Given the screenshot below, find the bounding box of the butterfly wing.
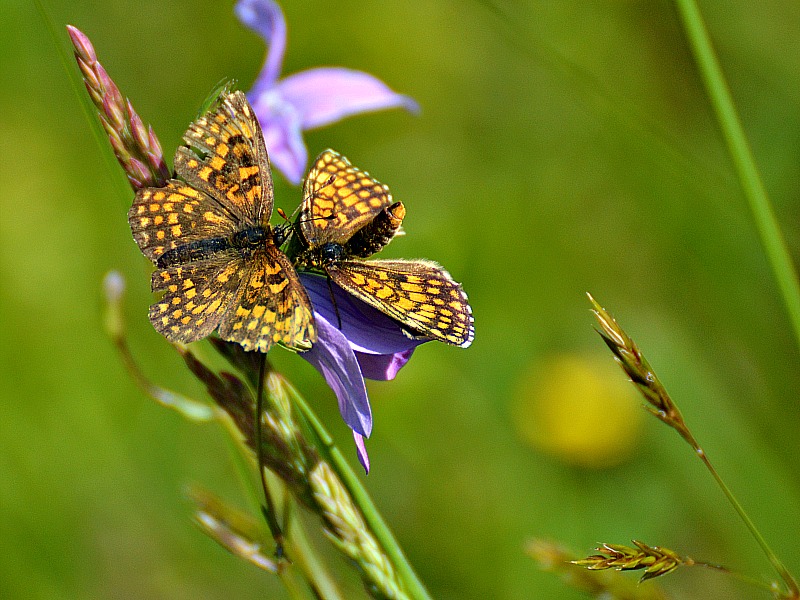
[217,245,316,352]
[133,90,315,351]
[174,90,273,227]
[327,259,474,347]
[300,150,393,248]
[149,252,246,343]
[129,180,238,263]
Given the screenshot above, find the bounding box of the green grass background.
[3,1,800,598]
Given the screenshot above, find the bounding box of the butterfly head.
[273,222,293,248]
[319,242,345,265]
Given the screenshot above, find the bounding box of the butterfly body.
[155,225,275,269]
[292,150,474,348]
[342,201,405,259]
[128,91,315,352]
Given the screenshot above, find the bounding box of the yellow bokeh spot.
[512,354,643,469]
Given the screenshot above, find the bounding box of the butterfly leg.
[325,273,343,330]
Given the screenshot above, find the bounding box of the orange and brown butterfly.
[128,90,315,352]
[290,149,474,348]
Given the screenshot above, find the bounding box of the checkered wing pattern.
[300,149,393,247]
[129,91,315,352]
[149,252,246,343]
[217,246,315,352]
[129,180,237,263]
[174,90,272,226]
[327,259,474,347]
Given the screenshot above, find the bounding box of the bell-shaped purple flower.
[235,0,419,184]
[299,274,427,472]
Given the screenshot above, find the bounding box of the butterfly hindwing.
[149,253,246,343]
[217,246,315,352]
[327,259,474,347]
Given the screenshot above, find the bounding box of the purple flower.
[235,0,419,184]
[299,274,427,472]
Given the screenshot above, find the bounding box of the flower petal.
[300,274,427,355]
[300,312,372,437]
[353,432,370,474]
[235,0,286,90]
[275,68,419,130]
[247,91,308,184]
[355,348,415,381]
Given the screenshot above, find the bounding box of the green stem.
[255,354,285,553]
[292,394,432,600]
[691,561,776,594]
[674,2,800,597]
[674,0,800,352]
[37,0,131,206]
[223,439,323,600]
[253,362,342,599]
[286,503,345,600]
[696,448,798,598]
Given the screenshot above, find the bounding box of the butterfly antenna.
[255,353,285,558]
[272,207,298,248]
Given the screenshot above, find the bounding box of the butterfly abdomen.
[156,237,230,268]
[345,201,406,259]
[156,226,273,268]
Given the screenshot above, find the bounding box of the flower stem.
[285,504,345,600]
[592,295,798,598]
[674,0,800,353]
[695,449,798,598]
[292,394,432,600]
[255,353,285,555]
[674,3,800,597]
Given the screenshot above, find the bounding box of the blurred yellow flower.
[512,354,643,468]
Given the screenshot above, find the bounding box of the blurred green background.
[3,1,800,598]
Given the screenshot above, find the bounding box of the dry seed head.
[526,539,669,599]
[188,486,278,573]
[573,540,684,583]
[587,293,692,438]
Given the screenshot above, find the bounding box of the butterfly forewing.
[300,150,393,247]
[174,91,272,226]
[129,180,237,263]
[327,259,474,347]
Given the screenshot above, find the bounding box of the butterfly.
[128,91,315,352]
[291,149,474,347]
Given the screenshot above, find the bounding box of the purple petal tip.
[354,433,370,474]
[399,95,421,115]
